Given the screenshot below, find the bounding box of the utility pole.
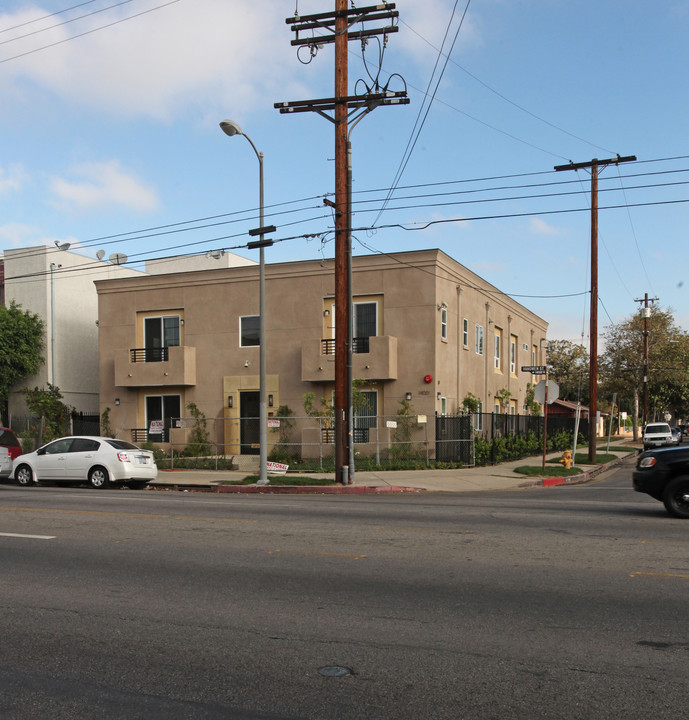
[276,3,407,484]
[634,293,658,428]
[554,155,636,462]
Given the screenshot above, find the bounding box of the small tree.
[524,383,541,415]
[495,388,512,413]
[186,402,211,456]
[101,407,115,438]
[0,301,45,424]
[23,384,71,442]
[462,392,480,413]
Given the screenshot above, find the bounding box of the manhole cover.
[318,665,352,677]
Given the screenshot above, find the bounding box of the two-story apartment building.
[95,248,548,459]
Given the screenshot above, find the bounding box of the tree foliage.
[23,384,70,442]
[0,301,45,419]
[546,339,589,403]
[600,306,689,424]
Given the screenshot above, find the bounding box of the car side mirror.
[37,448,46,456]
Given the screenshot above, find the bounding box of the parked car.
[0,446,12,480]
[633,445,689,518]
[671,427,682,444]
[642,422,674,450]
[0,427,22,460]
[13,436,157,489]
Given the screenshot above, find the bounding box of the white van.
[642,422,673,450]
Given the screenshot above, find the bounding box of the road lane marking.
[0,532,55,540]
[0,506,256,523]
[630,571,689,579]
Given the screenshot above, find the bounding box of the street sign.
[534,379,559,405]
[521,365,547,374]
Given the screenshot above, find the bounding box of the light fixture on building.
[268,394,274,407]
[324,309,330,316]
[405,392,412,401]
[228,396,233,408]
[115,398,120,406]
[437,392,442,400]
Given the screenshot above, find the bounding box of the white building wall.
[3,246,145,418]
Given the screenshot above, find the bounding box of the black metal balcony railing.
[130,347,169,363]
[320,337,370,355]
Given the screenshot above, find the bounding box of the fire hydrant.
[559,449,573,469]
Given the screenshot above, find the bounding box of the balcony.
[114,345,196,387]
[301,335,397,382]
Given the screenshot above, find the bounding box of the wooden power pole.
[554,155,636,462]
[634,293,658,428]
[276,3,407,483]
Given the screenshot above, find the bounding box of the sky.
[1,0,689,345]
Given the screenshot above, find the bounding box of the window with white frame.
[440,396,447,415]
[510,335,517,374]
[475,324,484,355]
[240,315,260,347]
[474,400,483,430]
[440,307,448,341]
[494,330,501,370]
[463,318,469,347]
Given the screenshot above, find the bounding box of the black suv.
[633,446,689,518]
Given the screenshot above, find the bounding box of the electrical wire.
[0,0,181,65]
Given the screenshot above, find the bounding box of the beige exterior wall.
[3,245,144,417]
[95,249,548,448]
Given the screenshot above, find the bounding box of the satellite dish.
[96,249,105,260]
[109,253,128,265]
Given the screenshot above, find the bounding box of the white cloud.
[49,160,158,212]
[399,0,482,62]
[2,0,316,120]
[530,217,564,236]
[0,164,27,194]
[0,222,37,248]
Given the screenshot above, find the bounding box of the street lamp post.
[220,119,271,485]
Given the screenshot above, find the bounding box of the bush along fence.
[127,411,589,473]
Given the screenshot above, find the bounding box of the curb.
[518,453,631,489]
[212,484,426,494]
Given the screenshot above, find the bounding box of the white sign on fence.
[386,420,398,429]
[417,415,427,424]
[149,420,164,434]
[267,419,280,428]
[266,461,289,475]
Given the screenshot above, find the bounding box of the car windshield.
[645,424,670,433]
[105,439,140,450]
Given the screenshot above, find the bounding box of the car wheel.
[88,466,110,489]
[662,477,689,519]
[127,481,148,490]
[15,464,35,486]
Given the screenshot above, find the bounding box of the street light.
[220,119,272,485]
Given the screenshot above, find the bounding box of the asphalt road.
[1,457,688,719]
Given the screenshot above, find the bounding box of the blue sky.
[1,0,688,343]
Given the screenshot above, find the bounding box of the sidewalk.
[149,444,639,494]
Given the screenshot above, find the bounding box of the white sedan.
[13,436,157,489]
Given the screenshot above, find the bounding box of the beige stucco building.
[95,248,548,457]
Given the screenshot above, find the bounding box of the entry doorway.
[240,391,259,455]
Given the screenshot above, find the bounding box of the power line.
[0,0,181,65]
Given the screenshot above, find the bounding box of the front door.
[240,391,260,455]
[146,395,181,442]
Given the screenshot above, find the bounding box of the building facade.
[95,249,548,456]
[1,246,145,419]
